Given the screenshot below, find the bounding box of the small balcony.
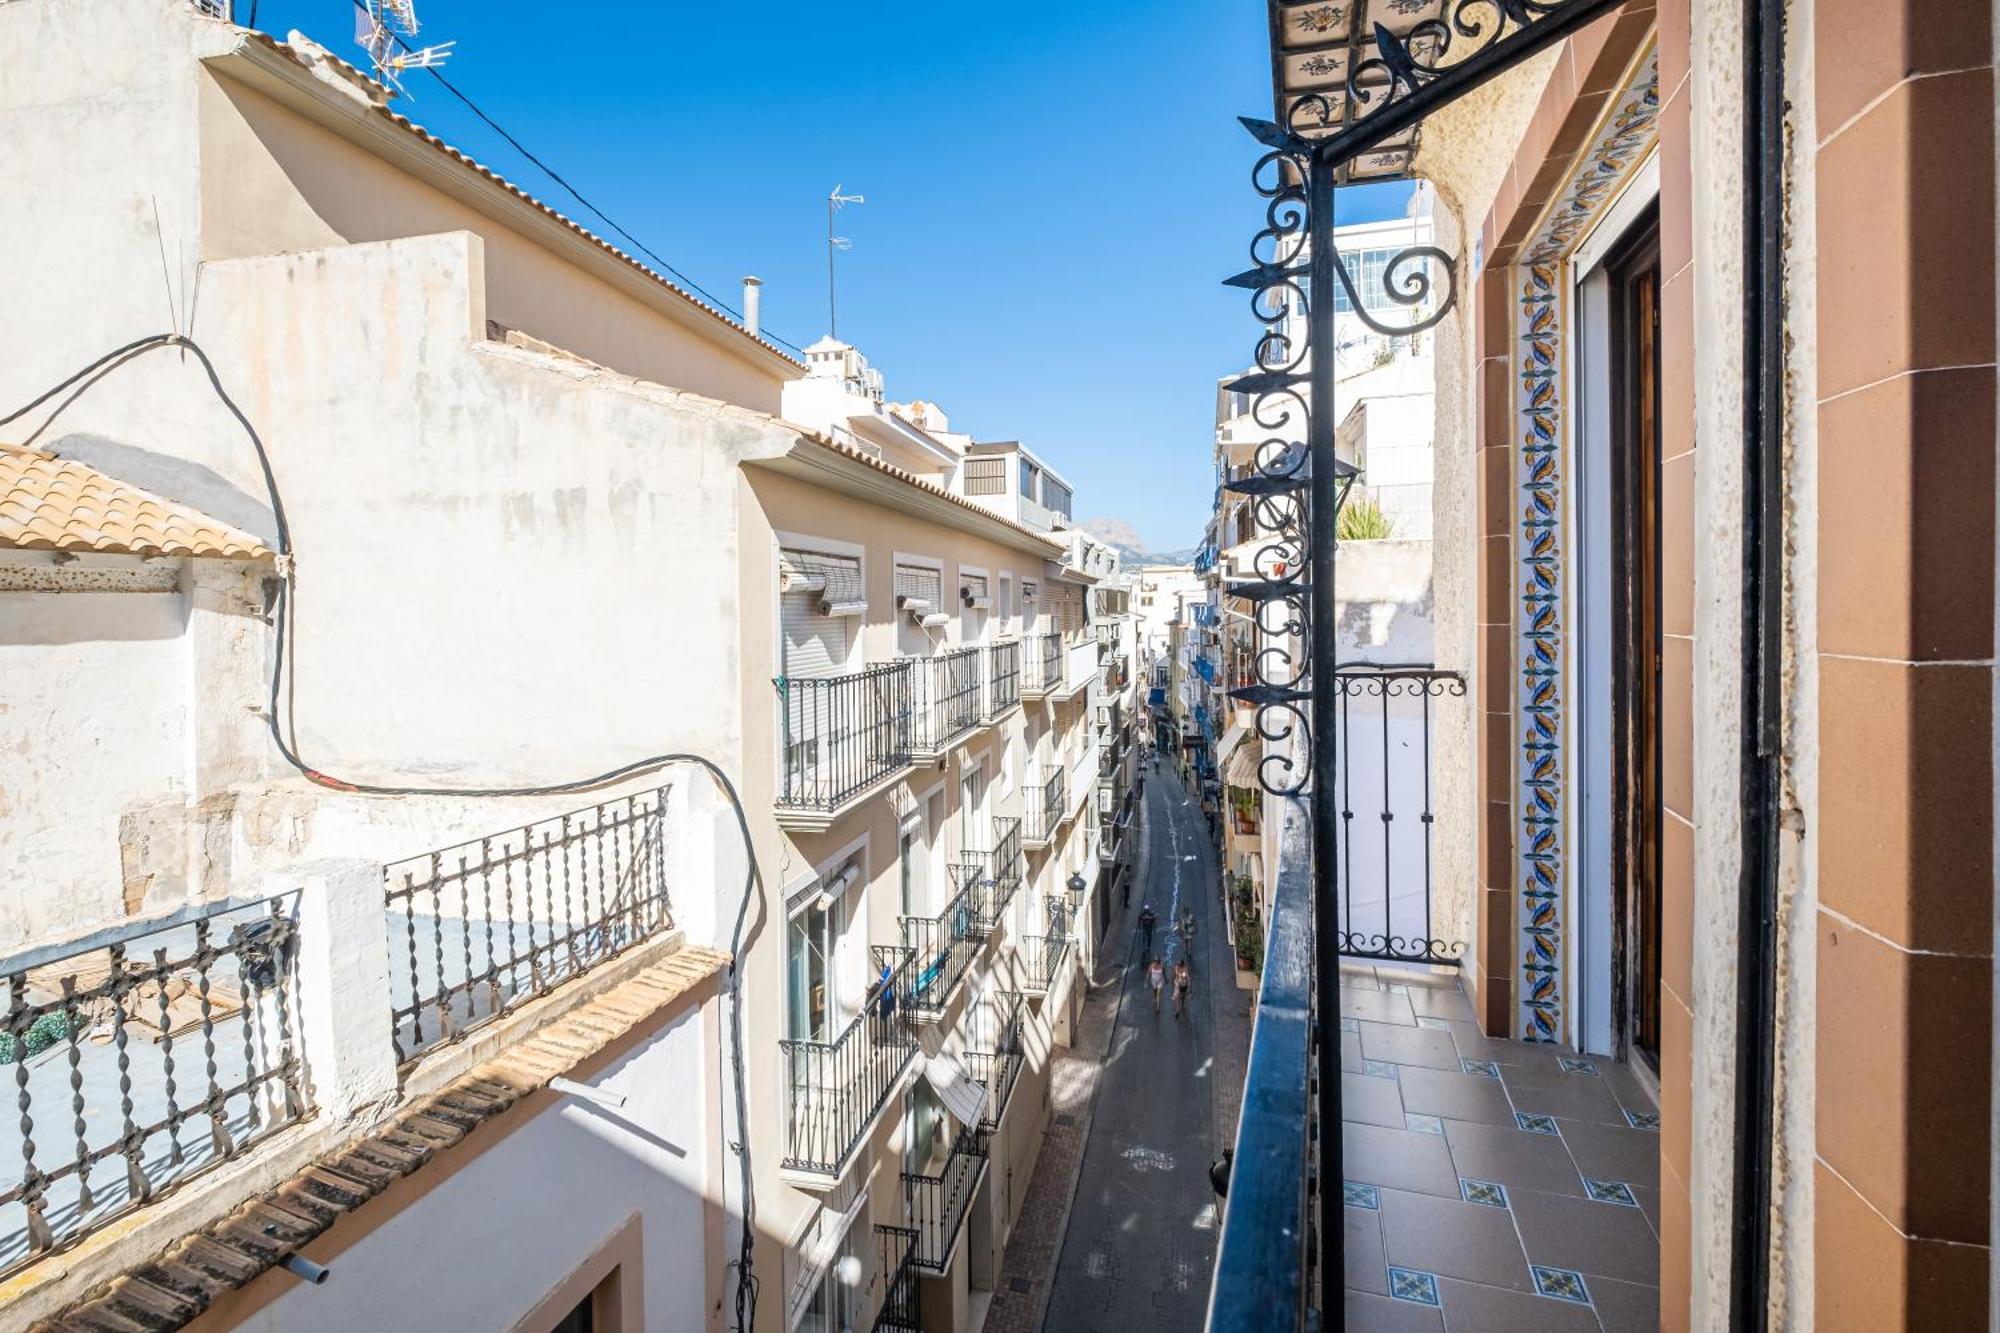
[780,946,917,1179]
[902,1124,990,1272]
[906,647,983,760]
[385,785,675,1065]
[900,870,988,1022]
[988,816,1024,911]
[1021,770,1064,849]
[775,662,913,831]
[871,1225,924,1332]
[1055,636,1097,701]
[1019,632,1063,699]
[963,995,1025,1132]
[985,640,1022,717]
[1017,933,1070,996]
[0,895,312,1277]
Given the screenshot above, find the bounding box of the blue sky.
[251,1,1412,551]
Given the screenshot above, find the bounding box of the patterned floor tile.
[1363,1058,1401,1080]
[1405,1113,1446,1136]
[1388,1267,1442,1307]
[1584,1178,1639,1207]
[1624,1109,1660,1131]
[1462,1058,1501,1078]
[1558,1056,1599,1075]
[1515,1112,1560,1135]
[1346,1181,1382,1210]
[1531,1265,1593,1306]
[1460,1178,1510,1208]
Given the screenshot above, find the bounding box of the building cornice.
[748,435,1066,560]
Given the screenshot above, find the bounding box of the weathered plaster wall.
[228,1006,714,1333]
[1334,538,1435,663]
[1412,51,1559,1015]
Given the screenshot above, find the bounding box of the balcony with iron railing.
[385,786,673,1065]
[1056,635,1098,700]
[905,647,983,760]
[985,639,1021,717]
[775,661,913,831]
[900,870,988,1022]
[1017,901,1073,996]
[0,895,311,1277]
[988,816,1024,911]
[1020,769,1064,849]
[872,1224,923,1332]
[963,994,1025,1133]
[780,946,918,1179]
[902,1124,990,1272]
[1019,631,1063,699]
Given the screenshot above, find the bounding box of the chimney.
[742,276,763,340]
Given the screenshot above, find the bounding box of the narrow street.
[1041,758,1252,1332]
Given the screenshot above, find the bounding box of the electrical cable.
[335,0,803,358]
[4,336,762,1330]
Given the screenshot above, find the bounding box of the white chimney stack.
[742,276,763,340]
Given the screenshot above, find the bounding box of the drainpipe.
[742,276,763,340]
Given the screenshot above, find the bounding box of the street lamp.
[1065,871,1086,902]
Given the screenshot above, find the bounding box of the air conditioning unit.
[961,587,992,610]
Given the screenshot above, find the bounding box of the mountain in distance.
[1080,517,1198,565]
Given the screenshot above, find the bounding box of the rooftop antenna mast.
[356,0,454,96]
[827,184,864,339]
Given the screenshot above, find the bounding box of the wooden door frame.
[1604,210,1664,1070]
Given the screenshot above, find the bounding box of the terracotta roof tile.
[34,944,727,1332]
[0,446,273,561]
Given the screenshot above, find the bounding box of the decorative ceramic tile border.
[1512,49,1662,1043]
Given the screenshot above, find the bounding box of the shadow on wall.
[47,431,279,547]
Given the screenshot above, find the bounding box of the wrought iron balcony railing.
[1017,931,1070,996]
[385,786,673,1066]
[1021,771,1064,847]
[775,661,913,814]
[963,994,1025,1132]
[1021,632,1063,696]
[0,894,311,1277]
[903,1125,990,1271]
[872,1224,923,1332]
[989,816,1024,910]
[900,871,987,1021]
[986,639,1021,716]
[1330,667,1468,966]
[906,647,983,756]
[780,946,917,1176]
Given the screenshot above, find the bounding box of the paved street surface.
[1039,759,1252,1333]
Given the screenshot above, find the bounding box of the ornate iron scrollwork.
[1219,132,1318,800]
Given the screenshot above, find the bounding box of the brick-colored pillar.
[1812,0,1996,1321]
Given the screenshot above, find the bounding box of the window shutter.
[895,562,942,610]
[782,588,850,677]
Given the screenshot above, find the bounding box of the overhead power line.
[340,0,803,355]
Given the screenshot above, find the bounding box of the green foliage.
[1234,900,1265,975]
[0,1012,70,1065]
[1336,495,1396,542]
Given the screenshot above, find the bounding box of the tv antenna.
[827,184,864,339]
[356,0,455,96]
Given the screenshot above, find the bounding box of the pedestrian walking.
[1177,907,1197,954]
[1149,957,1166,1015]
[1138,903,1157,958]
[1173,958,1191,1018]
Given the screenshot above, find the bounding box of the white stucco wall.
[237,1005,714,1333]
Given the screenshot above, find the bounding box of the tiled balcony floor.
[1340,963,1661,1332]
